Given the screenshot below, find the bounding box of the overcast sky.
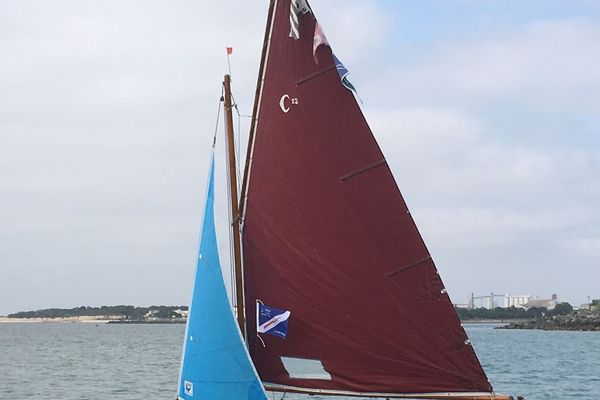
[1,1,598,315]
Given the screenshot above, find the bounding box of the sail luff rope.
[237,106,240,191]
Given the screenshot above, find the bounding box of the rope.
[226,53,251,209]
[220,79,252,308]
[213,85,224,148]
[230,91,252,196]
[215,83,237,302]
[222,84,236,305]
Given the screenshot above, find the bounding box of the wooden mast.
[223,73,245,337]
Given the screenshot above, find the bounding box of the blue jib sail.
[177,154,267,400]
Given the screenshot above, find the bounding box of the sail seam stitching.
[339,158,386,182]
[296,64,336,85]
[385,255,432,278]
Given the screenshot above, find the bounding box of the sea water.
[0,323,598,400]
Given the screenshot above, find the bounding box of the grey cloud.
[1,2,598,315]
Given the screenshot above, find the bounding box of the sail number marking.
[279,94,299,113]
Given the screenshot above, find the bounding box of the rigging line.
[220,82,236,303]
[226,142,236,307]
[230,92,242,180]
[236,105,241,191]
[226,51,245,197]
[226,152,236,307]
[226,56,242,196]
[230,91,246,195]
[213,85,224,147]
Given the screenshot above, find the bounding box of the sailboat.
[177,1,520,399]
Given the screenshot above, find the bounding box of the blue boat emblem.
[184,380,193,396]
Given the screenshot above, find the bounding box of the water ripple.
[0,323,598,400]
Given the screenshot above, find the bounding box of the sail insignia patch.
[184,380,193,396]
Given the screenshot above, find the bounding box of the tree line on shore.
[9,303,579,321]
[456,302,574,320]
[8,305,188,320]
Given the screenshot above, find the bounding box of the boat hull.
[264,383,516,400]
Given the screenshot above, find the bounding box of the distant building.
[173,309,189,318]
[503,295,532,308]
[522,294,558,311]
[144,309,160,320]
[466,292,558,310]
[454,303,470,309]
[468,292,506,309]
[579,299,600,311]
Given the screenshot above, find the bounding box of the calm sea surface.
[0,323,598,400]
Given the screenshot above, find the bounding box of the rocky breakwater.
[499,309,600,331]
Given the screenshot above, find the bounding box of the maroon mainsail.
[241,0,494,397]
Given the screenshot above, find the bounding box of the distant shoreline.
[107,319,185,324]
[0,316,522,325]
[498,310,600,331]
[3,305,189,324]
[461,319,527,324]
[0,317,184,324]
[0,316,112,324]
